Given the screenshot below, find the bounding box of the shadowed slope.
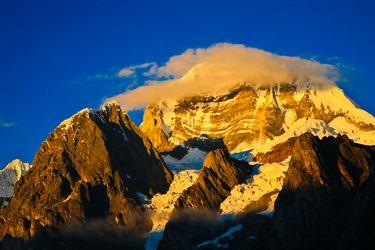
[271,133,375,250]
[0,103,173,244]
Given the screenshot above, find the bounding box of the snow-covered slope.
[0,159,31,207]
[220,160,289,214]
[147,170,199,231]
[162,148,207,172]
[145,170,199,249]
[141,82,375,156]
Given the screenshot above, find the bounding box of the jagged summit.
[57,102,123,131]
[0,104,172,246]
[3,159,31,179]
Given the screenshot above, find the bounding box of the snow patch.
[329,117,375,145]
[136,192,150,205]
[197,224,243,248]
[162,148,207,172]
[220,161,288,214]
[254,115,375,155]
[0,159,31,203]
[309,86,375,126]
[145,170,199,249]
[58,108,91,131]
[230,150,253,162]
[284,109,297,129]
[253,118,336,155]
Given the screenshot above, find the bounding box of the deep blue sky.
[1,0,374,167]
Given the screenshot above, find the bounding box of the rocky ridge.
[0,103,172,249]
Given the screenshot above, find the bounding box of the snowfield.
[253,116,375,155]
[220,160,289,214]
[145,170,200,250]
[162,148,207,172]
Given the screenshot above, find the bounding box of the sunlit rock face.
[0,103,172,245]
[140,104,175,153]
[140,82,375,159]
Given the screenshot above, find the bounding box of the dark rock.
[270,132,375,250]
[158,133,375,250]
[158,209,271,250]
[255,137,297,163]
[158,210,230,250]
[0,103,173,245]
[174,149,251,210]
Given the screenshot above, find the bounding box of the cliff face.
[140,83,375,157]
[270,133,375,250]
[139,104,174,152]
[0,103,173,243]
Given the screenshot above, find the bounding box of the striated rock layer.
[0,103,172,247]
[140,83,375,156]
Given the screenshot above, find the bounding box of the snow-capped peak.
[140,82,375,155]
[0,159,31,207]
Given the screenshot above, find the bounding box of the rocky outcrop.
[140,104,174,153]
[270,132,375,250]
[0,103,173,246]
[174,149,250,210]
[255,137,296,163]
[0,159,31,207]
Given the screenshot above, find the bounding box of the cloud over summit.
[106,43,339,110]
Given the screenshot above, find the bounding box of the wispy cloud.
[104,43,339,110]
[0,119,15,128]
[118,62,157,78]
[85,73,117,81]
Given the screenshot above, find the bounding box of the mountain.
[0,103,173,249]
[1,81,374,250]
[159,133,375,250]
[270,133,375,250]
[140,81,375,249]
[140,82,375,162]
[174,149,250,210]
[0,159,31,207]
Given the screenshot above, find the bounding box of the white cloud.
[118,62,157,78]
[0,119,15,128]
[106,43,339,110]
